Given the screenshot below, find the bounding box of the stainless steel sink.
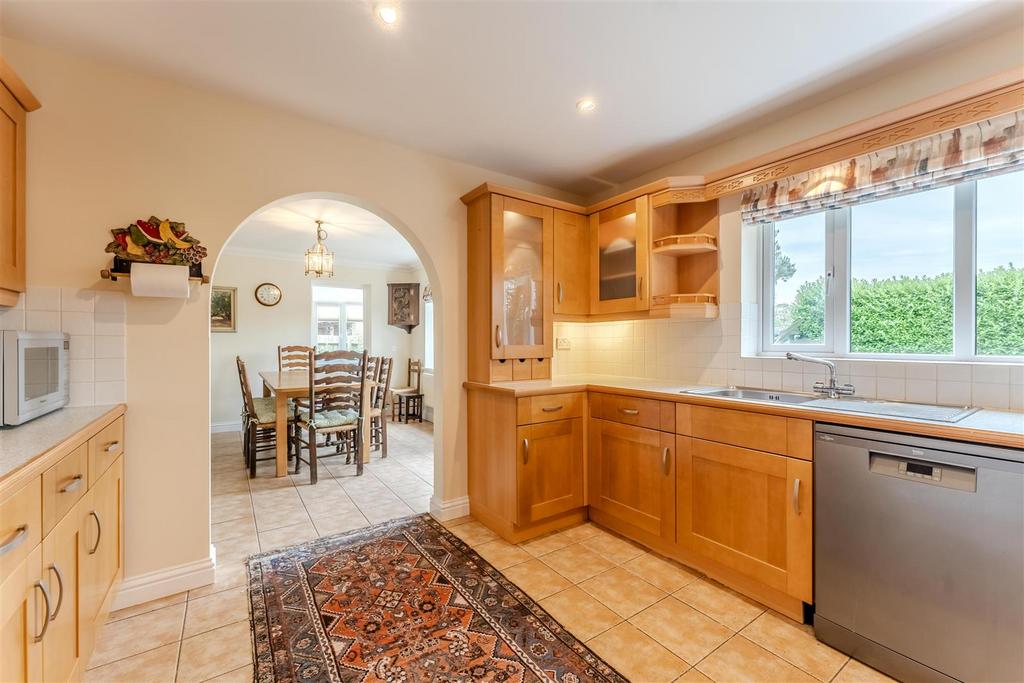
[683,388,818,405]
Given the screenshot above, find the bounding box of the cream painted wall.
[406,266,436,417]
[6,37,580,591]
[209,250,421,429]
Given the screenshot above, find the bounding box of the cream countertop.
[465,375,1024,449]
[0,404,125,482]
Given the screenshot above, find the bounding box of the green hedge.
[780,266,1023,356]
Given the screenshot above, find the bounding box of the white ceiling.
[2,1,1019,196]
[225,197,421,269]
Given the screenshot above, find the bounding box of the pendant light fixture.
[304,220,335,278]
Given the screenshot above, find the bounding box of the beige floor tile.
[832,658,900,683]
[501,559,573,601]
[83,642,179,682]
[440,515,474,528]
[211,515,257,542]
[540,543,616,583]
[210,499,253,524]
[107,591,187,623]
[176,620,253,682]
[582,531,647,564]
[630,596,732,666]
[89,602,186,668]
[588,622,689,683]
[183,586,249,639]
[312,512,371,537]
[696,635,817,683]
[674,578,765,631]
[188,561,248,600]
[579,567,666,618]
[258,520,318,552]
[622,552,701,593]
[520,530,573,557]
[203,663,255,682]
[539,587,622,641]
[448,520,500,546]
[474,539,532,570]
[556,521,603,543]
[675,668,713,682]
[213,534,260,564]
[741,611,848,681]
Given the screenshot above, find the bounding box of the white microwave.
[2,330,70,426]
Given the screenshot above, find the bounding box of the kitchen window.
[423,299,435,371]
[760,170,1023,360]
[312,286,366,352]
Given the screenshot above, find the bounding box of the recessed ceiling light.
[376,5,399,25]
[576,98,597,113]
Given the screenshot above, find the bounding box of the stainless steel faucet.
[785,352,855,399]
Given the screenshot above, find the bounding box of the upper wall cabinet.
[649,192,720,319]
[553,209,589,316]
[590,196,650,315]
[0,59,40,308]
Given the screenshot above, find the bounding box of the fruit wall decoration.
[105,217,208,269]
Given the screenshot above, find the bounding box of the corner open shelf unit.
[649,192,721,319]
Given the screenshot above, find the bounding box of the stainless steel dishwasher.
[814,424,1024,683]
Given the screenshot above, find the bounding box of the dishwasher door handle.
[792,478,801,515]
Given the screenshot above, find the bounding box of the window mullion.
[953,182,976,360]
[760,224,774,352]
[830,208,851,357]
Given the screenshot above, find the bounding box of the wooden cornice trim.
[460,182,587,213]
[0,55,41,112]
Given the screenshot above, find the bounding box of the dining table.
[258,370,375,477]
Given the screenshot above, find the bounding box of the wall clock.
[254,282,282,307]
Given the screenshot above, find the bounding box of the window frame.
[758,175,1020,362]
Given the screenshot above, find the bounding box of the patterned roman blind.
[741,109,1024,224]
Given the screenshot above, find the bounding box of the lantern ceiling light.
[304,220,335,278]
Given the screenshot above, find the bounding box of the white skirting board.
[429,495,469,521]
[210,421,242,434]
[110,549,216,611]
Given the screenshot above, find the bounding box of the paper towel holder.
[100,262,209,285]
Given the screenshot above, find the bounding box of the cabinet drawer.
[0,478,41,585]
[688,405,811,459]
[88,416,124,486]
[42,443,88,535]
[590,393,674,432]
[517,392,583,425]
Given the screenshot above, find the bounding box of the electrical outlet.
[556,338,571,350]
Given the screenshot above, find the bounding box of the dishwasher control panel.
[869,451,976,492]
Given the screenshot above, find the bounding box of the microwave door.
[15,335,68,423]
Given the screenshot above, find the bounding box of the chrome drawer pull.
[0,525,28,556]
[60,475,83,494]
[541,405,563,413]
[618,408,640,416]
[522,438,530,465]
[88,511,102,555]
[47,564,64,621]
[104,441,120,453]
[792,479,802,515]
[33,581,51,642]
[662,447,671,474]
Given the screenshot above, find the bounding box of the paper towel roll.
[129,263,191,298]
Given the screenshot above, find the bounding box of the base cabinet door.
[41,507,83,683]
[516,419,584,524]
[677,437,812,602]
[0,545,44,683]
[588,419,674,541]
[79,456,122,657]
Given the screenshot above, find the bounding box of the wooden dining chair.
[278,345,314,372]
[236,356,295,478]
[291,349,368,483]
[390,358,424,423]
[369,356,394,457]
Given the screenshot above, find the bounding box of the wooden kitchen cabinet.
[553,209,589,316]
[677,437,812,602]
[589,196,650,315]
[0,59,39,308]
[516,419,584,525]
[79,457,123,658]
[41,507,83,683]
[588,418,675,544]
[0,545,43,683]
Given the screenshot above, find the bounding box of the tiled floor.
[86,420,897,683]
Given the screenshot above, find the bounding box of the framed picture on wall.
[211,286,237,333]
[388,283,420,334]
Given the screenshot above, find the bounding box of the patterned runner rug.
[247,513,627,682]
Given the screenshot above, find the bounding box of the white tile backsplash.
[94,381,126,404]
[26,310,60,331]
[94,358,125,382]
[61,311,94,336]
[94,335,126,359]
[0,307,25,330]
[25,286,61,311]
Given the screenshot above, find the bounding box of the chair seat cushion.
[251,397,278,425]
[392,388,419,396]
[297,408,358,429]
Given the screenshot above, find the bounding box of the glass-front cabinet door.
[589,196,649,314]
[491,196,553,359]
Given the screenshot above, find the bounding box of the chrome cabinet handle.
[618,408,639,416]
[662,447,671,474]
[541,405,563,413]
[104,441,120,453]
[522,438,529,465]
[0,525,28,556]
[47,564,64,621]
[60,474,83,494]
[88,511,102,555]
[792,479,802,515]
[557,282,564,304]
[33,581,51,642]
[494,325,502,349]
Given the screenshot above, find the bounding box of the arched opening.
[208,191,445,538]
